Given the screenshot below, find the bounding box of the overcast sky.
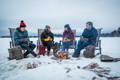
[0,0,120,35]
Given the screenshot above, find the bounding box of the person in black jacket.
[72,21,98,58]
[41,25,54,56]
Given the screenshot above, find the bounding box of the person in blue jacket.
[72,21,98,58]
[14,20,37,58]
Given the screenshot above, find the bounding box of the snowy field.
[0,37,120,80]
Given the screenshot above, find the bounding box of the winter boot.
[72,52,80,58]
[24,51,29,58]
[47,51,50,56]
[31,52,37,57]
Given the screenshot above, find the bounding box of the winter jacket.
[41,30,54,45]
[82,27,98,42]
[14,28,29,45]
[63,31,74,42]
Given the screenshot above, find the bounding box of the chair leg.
[99,45,102,54]
[36,40,39,54]
[10,41,12,48]
[59,41,62,50]
[74,40,77,52]
[99,40,102,54]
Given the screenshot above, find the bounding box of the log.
[100,55,120,62]
[83,45,95,58]
[8,46,23,60]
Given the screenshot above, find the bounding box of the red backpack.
[39,45,45,56]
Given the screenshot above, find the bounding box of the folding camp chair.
[83,28,103,57]
[8,28,26,52]
[9,28,16,48]
[8,28,24,60]
[95,28,102,54]
[37,29,44,52]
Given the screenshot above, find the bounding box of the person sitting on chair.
[72,21,98,58]
[41,25,54,56]
[14,20,37,58]
[62,24,74,51]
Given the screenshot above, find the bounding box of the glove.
[21,38,29,42]
[80,37,88,41]
[44,37,53,41]
[63,39,71,42]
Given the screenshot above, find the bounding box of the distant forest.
[101,27,120,37]
[1,27,120,38]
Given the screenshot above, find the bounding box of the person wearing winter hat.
[41,25,54,56]
[14,20,37,58]
[62,24,74,51]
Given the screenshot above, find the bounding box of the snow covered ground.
[0,37,120,80]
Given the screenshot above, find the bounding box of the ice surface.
[0,37,120,80]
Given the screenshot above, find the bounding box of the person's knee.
[20,44,28,49]
[82,41,91,47]
[31,44,36,49]
[33,44,36,47]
